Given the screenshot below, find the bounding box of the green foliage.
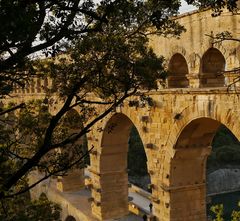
[47,36,167,100]
[215,145,240,163]
[1,0,239,218]
[210,203,240,221]
[0,0,39,50]
[211,204,224,221]
[0,107,62,220]
[0,0,185,97]
[200,126,240,219]
[212,126,239,148]
[207,125,240,170]
[186,0,239,16]
[0,193,61,221]
[128,126,148,177]
[232,207,240,221]
[127,126,150,191]
[0,1,187,203]
[0,104,55,214]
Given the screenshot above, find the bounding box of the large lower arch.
[56,109,85,192]
[65,215,77,221]
[168,117,239,221]
[169,118,221,221]
[154,100,240,221]
[92,113,149,220]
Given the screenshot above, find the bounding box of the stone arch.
[168,102,240,150]
[43,78,48,91]
[56,109,85,192]
[64,108,89,164]
[92,112,150,220]
[168,53,189,88]
[168,116,240,221]
[62,108,82,129]
[200,48,226,87]
[39,192,48,199]
[65,215,77,221]
[169,117,222,221]
[160,102,240,221]
[169,45,187,57]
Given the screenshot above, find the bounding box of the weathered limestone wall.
[4,7,240,221]
[7,89,240,221]
[150,9,240,88]
[87,88,240,221]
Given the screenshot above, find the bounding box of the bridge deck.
[129,191,151,214]
[31,172,148,221]
[60,187,146,220]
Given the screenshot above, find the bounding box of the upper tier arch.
[200,48,226,87]
[168,53,189,88]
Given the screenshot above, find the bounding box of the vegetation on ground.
[208,125,240,171]
[0,192,61,221]
[0,0,239,219]
[210,203,240,221]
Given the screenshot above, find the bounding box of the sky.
[179,0,197,13]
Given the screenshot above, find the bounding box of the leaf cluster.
[0,192,61,221]
[186,0,239,16]
[211,203,240,221]
[0,0,185,97]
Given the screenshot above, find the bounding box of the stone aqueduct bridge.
[9,8,240,221]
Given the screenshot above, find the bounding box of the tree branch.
[51,89,137,149]
[0,103,25,116]
[3,146,94,199]
[0,76,90,195]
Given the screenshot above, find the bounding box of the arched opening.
[39,192,48,199]
[128,126,150,191]
[168,53,189,88]
[36,78,41,93]
[65,216,77,221]
[30,80,35,93]
[56,109,87,192]
[25,81,30,93]
[96,113,151,220]
[43,78,48,92]
[170,118,240,221]
[207,125,240,220]
[200,48,225,87]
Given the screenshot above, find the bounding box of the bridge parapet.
[12,76,50,95]
[4,7,240,221]
[10,68,240,97]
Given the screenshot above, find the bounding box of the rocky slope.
[207,168,240,195]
